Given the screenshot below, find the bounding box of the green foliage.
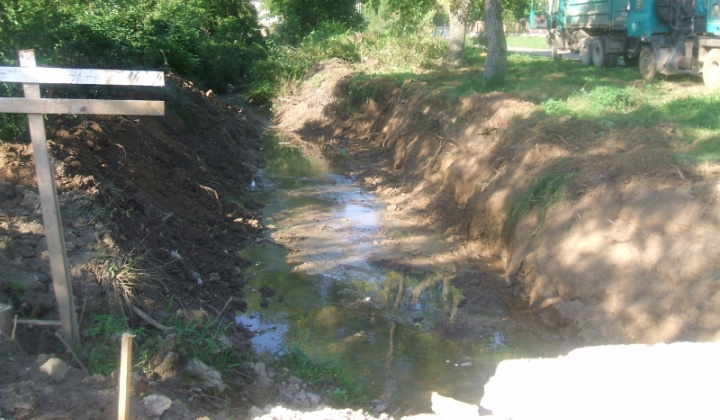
[505,35,548,49]
[165,312,244,371]
[0,0,263,92]
[83,314,145,375]
[379,0,438,33]
[247,21,360,104]
[4,280,28,312]
[656,95,720,164]
[276,347,368,406]
[0,109,28,143]
[264,0,364,43]
[80,309,246,377]
[503,169,576,241]
[541,85,640,117]
[364,31,448,69]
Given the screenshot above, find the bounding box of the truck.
[546,0,631,68]
[544,0,720,90]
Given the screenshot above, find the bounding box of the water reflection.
[238,129,561,412]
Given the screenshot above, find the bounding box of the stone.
[185,358,226,392]
[39,358,69,382]
[245,406,264,420]
[142,394,172,418]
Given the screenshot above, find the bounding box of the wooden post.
[0,50,164,346]
[19,50,80,344]
[118,333,134,420]
[0,303,13,339]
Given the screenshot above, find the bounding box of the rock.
[185,358,226,392]
[142,394,172,418]
[20,190,40,211]
[39,358,69,382]
[246,406,264,420]
[251,362,273,388]
[306,391,321,406]
[373,402,389,413]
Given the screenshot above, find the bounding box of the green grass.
[276,347,369,407]
[503,169,577,241]
[79,308,247,378]
[506,35,549,49]
[82,314,146,375]
[340,38,720,168]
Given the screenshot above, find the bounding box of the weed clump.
[502,170,577,242]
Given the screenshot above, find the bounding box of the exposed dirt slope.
[276,59,720,345]
[1,75,269,419]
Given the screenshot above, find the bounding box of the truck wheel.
[703,50,720,91]
[639,46,656,80]
[552,44,562,61]
[592,38,606,68]
[580,39,593,66]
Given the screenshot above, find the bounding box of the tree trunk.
[483,0,507,84]
[446,0,472,65]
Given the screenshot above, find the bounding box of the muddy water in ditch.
[239,129,565,413]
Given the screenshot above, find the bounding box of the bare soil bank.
[276,59,720,345]
[1,75,269,419]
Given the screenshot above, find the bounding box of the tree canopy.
[263,0,364,42]
[0,0,264,92]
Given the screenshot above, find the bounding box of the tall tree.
[442,0,472,64]
[483,0,506,83]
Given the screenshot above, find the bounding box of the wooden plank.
[0,66,164,86]
[19,49,80,345]
[0,98,165,116]
[118,333,134,420]
[0,303,12,338]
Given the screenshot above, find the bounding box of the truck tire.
[580,39,593,66]
[703,50,720,91]
[639,45,657,80]
[592,38,606,68]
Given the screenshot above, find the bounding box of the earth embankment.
[275,59,720,344]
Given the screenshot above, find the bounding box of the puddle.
[239,128,565,412]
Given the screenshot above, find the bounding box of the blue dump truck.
[545,0,720,89]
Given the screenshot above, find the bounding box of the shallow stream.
[239,128,565,413]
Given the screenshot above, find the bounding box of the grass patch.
[82,314,146,375]
[79,307,247,378]
[276,347,368,407]
[503,169,577,241]
[506,35,548,49]
[541,85,642,117]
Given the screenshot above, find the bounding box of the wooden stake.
[19,50,79,344]
[118,333,134,420]
[0,303,12,338]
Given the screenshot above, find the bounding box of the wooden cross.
[0,50,165,344]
